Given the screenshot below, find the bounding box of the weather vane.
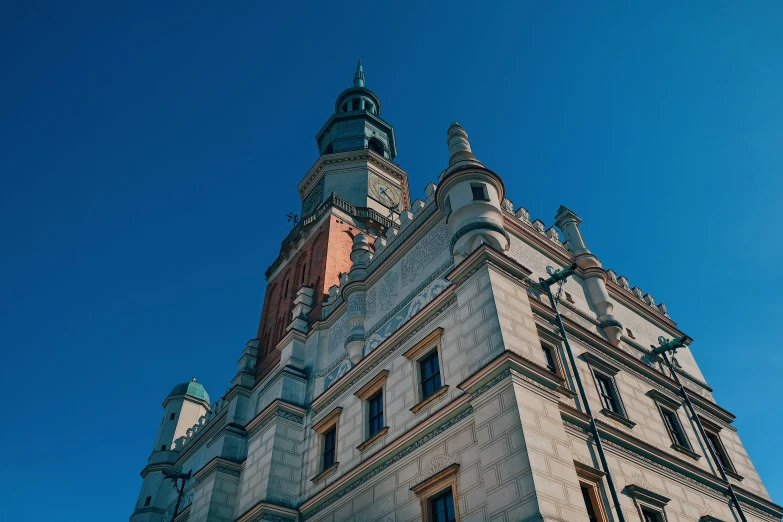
[388,202,399,219]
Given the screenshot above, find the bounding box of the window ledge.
[357,427,388,452]
[600,408,636,428]
[670,443,701,460]
[411,385,449,414]
[724,468,744,482]
[311,462,339,483]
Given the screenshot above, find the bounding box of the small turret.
[130,378,210,522]
[555,206,623,346]
[437,122,510,262]
[153,378,211,454]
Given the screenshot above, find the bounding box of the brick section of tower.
[254,214,358,383]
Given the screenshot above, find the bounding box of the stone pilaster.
[188,460,242,522]
[469,370,591,521]
[236,401,307,515]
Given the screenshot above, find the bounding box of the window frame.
[574,461,608,522]
[311,406,343,482]
[582,352,635,428]
[322,425,337,469]
[470,183,489,201]
[625,483,671,522]
[429,489,457,522]
[410,463,461,522]
[403,328,450,414]
[699,415,745,481]
[419,350,442,400]
[646,389,699,459]
[541,341,560,376]
[354,370,390,451]
[367,392,384,438]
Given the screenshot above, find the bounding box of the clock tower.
[300,61,410,218]
[254,62,410,381]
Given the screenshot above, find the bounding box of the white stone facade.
[130,104,780,522]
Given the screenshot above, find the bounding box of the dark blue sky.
[2,1,782,519]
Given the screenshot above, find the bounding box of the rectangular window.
[595,373,620,414]
[323,426,336,469]
[368,392,384,438]
[659,408,688,448]
[471,184,488,201]
[160,444,166,451]
[420,351,442,399]
[144,496,151,507]
[311,406,342,480]
[542,344,558,374]
[169,413,176,420]
[581,485,599,522]
[641,508,662,522]
[706,431,734,472]
[430,490,457,522]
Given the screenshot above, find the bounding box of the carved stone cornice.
[310,285,455,414]
[606,281,680,330]
[235,500,299,522]
[446,243,532,286]
[297,148,408,200]
[503,212,573,266]
[193,457,242,483]
[245,399,307,436]
[458,349,563,399]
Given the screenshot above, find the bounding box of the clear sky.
[1,1,782,519]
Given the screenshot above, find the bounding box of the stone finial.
[632,286,644,299]
[657,303,669,316]
[354,59,365,87]
[515,207,531,223]
[446,122,476,165]
[501,198,514,213]
[374,236,387,255]
[410,199,425,214]
[350,234,373,267]
[328,285,340,300]
[643,294,656,307]
[554,206,591,257]
[424,182,438,203]
[399,210,414,229]
[618,276,631,290]
[606,269,618,283]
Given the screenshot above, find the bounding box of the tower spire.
[354,59,365,87]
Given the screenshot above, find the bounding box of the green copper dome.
[168,378,210,404]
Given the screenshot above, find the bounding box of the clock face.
[369,174,400,208]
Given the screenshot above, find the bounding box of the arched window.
[368,137,384,156]
[325,143,334,154]
[301,262,307,284]
[366,102,375,114]
[283,278,290,298]
[352,98,360,111]
[341,103,348,112]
